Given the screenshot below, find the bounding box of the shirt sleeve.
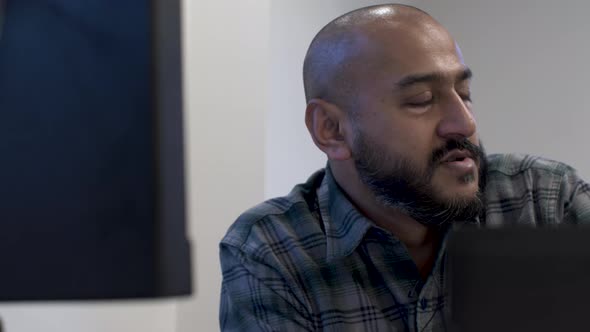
[559,167,590,224]
[219,243,314,332]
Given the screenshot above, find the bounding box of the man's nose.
[436,92,477,139]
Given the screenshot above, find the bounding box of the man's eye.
[404,91,433,108]
[459,92,472,103]
[406,99,433,108]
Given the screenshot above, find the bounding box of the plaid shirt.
[219,154,590,331]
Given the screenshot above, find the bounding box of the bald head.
[303,4,444,112]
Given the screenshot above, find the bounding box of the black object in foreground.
[447,225,590,332]
[0,0,191,300]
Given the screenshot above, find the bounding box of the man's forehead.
[349,25,464,80]
[393,66,473,91]
[335,11,456,61]
[323,5,446,56]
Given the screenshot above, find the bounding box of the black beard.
[353,135,488,227]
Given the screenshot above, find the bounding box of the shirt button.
[420,298,428,310]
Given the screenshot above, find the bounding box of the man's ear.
[305,98,352,160]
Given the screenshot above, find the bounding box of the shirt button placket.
[420,298,428,310]
[416,298,429,332]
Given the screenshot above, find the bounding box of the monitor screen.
[0,0,191,300]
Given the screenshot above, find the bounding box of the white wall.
[0,301,176,332]
[175,0,269,331]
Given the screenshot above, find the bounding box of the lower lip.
[441,157,476,173]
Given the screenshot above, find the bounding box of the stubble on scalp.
[302,4,434,114]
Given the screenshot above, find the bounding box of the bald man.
[219,4,590,331]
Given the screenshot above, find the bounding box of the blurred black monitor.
[447,226,590,332]
[0,0,192,300]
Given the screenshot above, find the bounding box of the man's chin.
[431,176,481,206]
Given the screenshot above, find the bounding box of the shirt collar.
[317,166,374,262]
[316,166,483,262]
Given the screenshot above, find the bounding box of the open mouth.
[441,149,473,164]
[446,156,467,163]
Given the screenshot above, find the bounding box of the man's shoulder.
[220,169,327,255]
[483,153,588,225]
[487,153,577,177]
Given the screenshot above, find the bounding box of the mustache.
[430,138,482,165]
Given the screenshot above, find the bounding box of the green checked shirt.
[219,154,590,331]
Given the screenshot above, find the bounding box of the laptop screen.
[447,226,590,332]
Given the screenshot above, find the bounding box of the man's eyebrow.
[394,67,473,90]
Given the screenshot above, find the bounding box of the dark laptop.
[447,226,590,332]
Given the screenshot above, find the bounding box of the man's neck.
[330,162,442,278]
[353,191,442,279]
